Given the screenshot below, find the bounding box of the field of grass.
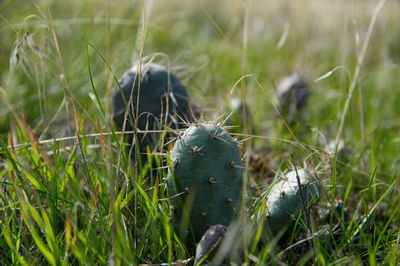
[1,0,400,264]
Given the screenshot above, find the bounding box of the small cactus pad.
[167,123,243,241]
[112,63,191,151]
[276,73,309,122]
[194,225,228,265]
[257,169,320,239]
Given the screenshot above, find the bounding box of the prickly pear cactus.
[112,62,192,152]
[167,123,243,241]
[276,73,309,123]
[256,169,320,240]
[194,225,228,265]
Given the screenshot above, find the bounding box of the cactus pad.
[167,123,243,241]
[276,73,309,123]
[194,224,228,265]
[257,168,320,240]
[112,63,192,152]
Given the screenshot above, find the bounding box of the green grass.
[1,0,400,264]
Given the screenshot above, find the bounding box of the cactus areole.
[111,63,191,151]
[167,123,243,241]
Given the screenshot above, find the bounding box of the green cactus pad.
[112,63,192,152]
[257,169,320,240]
[167,123,243,242]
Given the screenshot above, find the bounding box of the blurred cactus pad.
[194,224,228,265]
[167,122,243,241]
[112,62,192,152]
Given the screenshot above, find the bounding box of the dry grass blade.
[335,0,386,145]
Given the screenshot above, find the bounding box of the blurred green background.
[1,0,399,138]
